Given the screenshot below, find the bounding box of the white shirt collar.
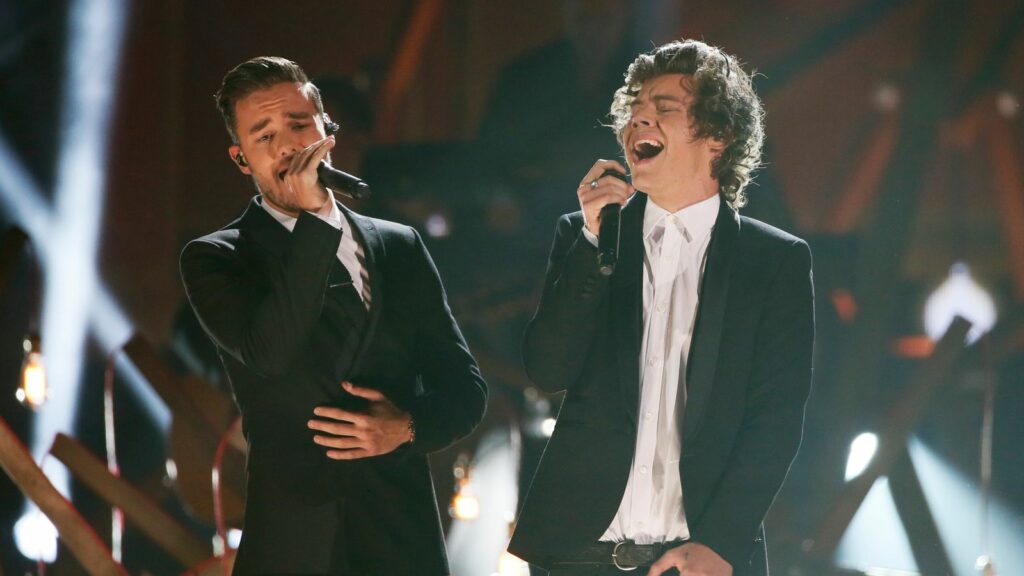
[260,197,342,232]
[643,193,720,244]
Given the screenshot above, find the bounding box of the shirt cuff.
[582,227,599,247]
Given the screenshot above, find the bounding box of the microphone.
[596,169,630,276]
[317,161,371,200]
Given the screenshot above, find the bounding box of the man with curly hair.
[509,39,814,576]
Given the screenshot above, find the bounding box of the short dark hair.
[609,39,765,209]
[215,56,325,143]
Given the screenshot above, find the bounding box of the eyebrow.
[247,112,313,135]
[248,118,271,135]
[632,94,686,108]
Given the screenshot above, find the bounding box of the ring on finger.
[590,179,599,189]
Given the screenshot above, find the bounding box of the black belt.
[552,540,687,571]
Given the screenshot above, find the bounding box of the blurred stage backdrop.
[1,0,1023,574]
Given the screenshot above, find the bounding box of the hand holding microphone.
[319,120,371,200]
[577,159,633,275]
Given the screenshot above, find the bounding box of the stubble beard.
[252,174,302,214]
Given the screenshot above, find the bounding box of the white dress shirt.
[592,193,720,544]
[260,198,371,307]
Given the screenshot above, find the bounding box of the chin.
[630,173,657,193]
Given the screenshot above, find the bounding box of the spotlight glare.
[845,432,879,481]
[924,262,996,345]
[541,417,556,437]
[450,480,481,520]
[496,549,529,576]
[425,213,450,238]
[14,509,58,563]
[18,336,48,410]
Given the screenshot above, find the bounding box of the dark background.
[1,0,1023,574]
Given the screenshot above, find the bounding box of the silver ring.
[590,179,600,189]
[612,541,638,571]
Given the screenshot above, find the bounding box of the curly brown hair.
[609,39,765,209]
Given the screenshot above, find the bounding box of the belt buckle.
[612,540,638,572]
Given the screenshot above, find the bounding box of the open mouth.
[633,139,664,162]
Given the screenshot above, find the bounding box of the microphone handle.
[598,204,621,276]
[595,169,630,276]
[317,161,372,200]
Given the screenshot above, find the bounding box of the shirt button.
[640,465,649,475]
[656,301,666,312]
[644,411,653,420]
[648,356,659,366]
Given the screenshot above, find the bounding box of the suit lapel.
[237,197,292,264]
[611,193,647,425]
[681,200,739,445]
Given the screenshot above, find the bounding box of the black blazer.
[181,198,487,575]
[509,193,814,575]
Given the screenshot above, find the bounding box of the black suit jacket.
[180,198,487,575]
[509,193,814,575]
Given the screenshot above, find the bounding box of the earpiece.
[235,152,248,167]
[325,121,340,135]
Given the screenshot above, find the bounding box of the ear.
[706,137,726,158]
[228,145,251,175]
[322,113,340,136]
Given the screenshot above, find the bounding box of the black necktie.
[325,240,369,378]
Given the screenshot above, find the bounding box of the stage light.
[873,82,900,112]
[996,91,1019,119]
[14,509,58,563]
[835,477,918,573]
[449,452,480,520]
[541,417,556,437]
[845,432,878,481]
[908,437,1024,574]
[924,262,996,345]
[451,481,481,520]
[975,555,996,576]
[446,427,521,575]
[495,549,529,576]
[425,213,450,238]
[228,529,243,549]
[17,335,48,410]
[8,0,129,561]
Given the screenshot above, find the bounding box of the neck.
[647,179,719,213]
[261,195,301,218]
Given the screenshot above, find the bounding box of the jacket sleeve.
[179,211,342,378]
[688,240,815,569]
[404,227,488,454]
[522,213,610,393]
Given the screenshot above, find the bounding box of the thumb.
[343,381,385,401]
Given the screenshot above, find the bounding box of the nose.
[631,104,654,128]
[275,131,302,159]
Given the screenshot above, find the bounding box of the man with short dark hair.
[181,56,487,575]
[509,39,814,576]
